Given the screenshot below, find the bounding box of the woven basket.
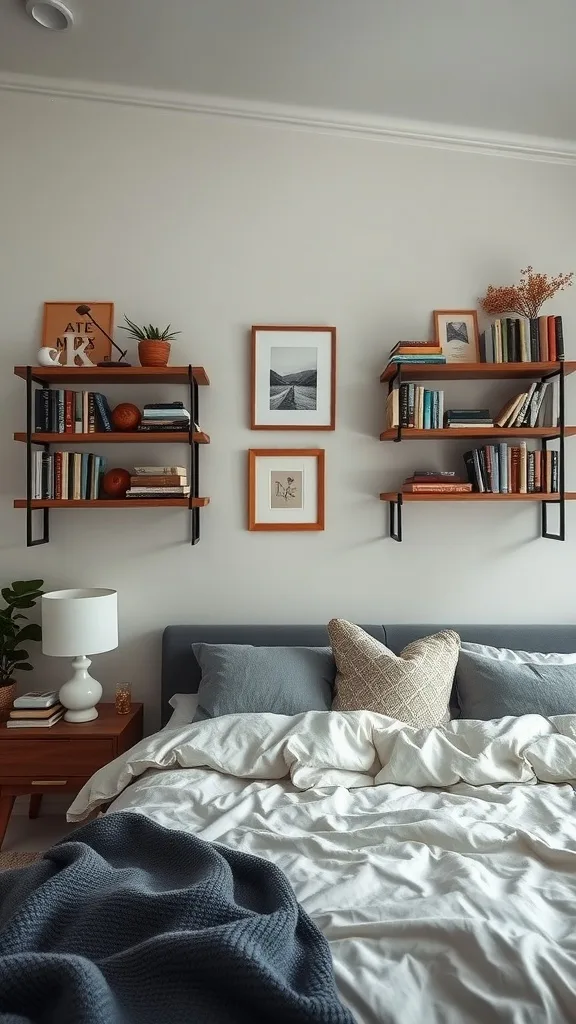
[138,340,171,367]
[0,683,16,723]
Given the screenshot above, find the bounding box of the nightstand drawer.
[0,738,114,778]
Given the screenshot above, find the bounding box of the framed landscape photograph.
[434,309,480,363]
[251,325,336,429]
[248,449,325,531]
[42,302,114,366]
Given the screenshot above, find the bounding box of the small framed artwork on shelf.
[248,448,325,531]
[433,310,480,363]
[251,325,336,429]
[42,302,114,367]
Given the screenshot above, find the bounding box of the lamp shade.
[42,589,118,657]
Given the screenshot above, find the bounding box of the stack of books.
[31,452,106,500]
[35,391,113,433]
[495,383,554,428]
[444,408,493,428]
[402,471,472,494]
[7,691,63,728]
[463,444,559,493]
[480,315,564,363]
[126,465,190,500]
[389,341,446,365]
[138,402,192,432]
[386,384,445,429]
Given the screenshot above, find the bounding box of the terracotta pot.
[0,682,16,722]
[138,340,171,367]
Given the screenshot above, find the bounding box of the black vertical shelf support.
[541,364,565,540]
[26,366,49,547]
[188,365,200,545]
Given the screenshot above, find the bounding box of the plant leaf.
[11,580,43,595]
[10,650,30,662]
[13,623,41,644]
[15,663,34,671]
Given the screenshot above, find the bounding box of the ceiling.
[1,0,576,141]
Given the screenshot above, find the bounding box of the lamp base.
[59,656,103,723]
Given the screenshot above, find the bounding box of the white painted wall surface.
[1,89,575,729]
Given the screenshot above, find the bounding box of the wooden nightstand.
[0,703,143,848]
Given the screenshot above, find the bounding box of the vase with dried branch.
[480,266,573,320]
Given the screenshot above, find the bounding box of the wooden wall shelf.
[14,498,210,509]
[380,492,572,503]
[380,427,575,441]
[380,361,576,382]
[14,431,210,445]
[14,365,210,386]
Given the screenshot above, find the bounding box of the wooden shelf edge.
[380,361,576,382]
[380,427,568,440]
[379,492,571,502]
[14,431,210,444]
[14,498,210,509]
[14,365,210,386]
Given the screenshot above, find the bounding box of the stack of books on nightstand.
[7,691,63,728]
[126,466,190,500]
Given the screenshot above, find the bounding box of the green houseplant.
[0,580,44,718]
[119,317,181,367]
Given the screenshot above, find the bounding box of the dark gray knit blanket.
[0,811,355,1024]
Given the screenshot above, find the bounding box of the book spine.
[63,390,73,433]
[88,393,96,433]
[529,319,539,362]
[423,391,432,430]
[527,451,535,493]
[93,393,113,431]
[54,451,62,500]
[432,390,439,429]
[510,447,520,493]
[56,390,64,433]
[478,448,488,491]
[463,451,476,489]
[555,316,564,360]
[515,384,536,427]
[408,384,415,427]
[538,315,549,360]
[61,451,69,500]
[472,449,485,492]
[494,320,502,362]
[81,453,89,499]
[506,318,516,362]
[82,392,89,432]
[399,384,409,428]
[551,451,559,494]
[519,443,528,494]
[498,442,508,493]
[501,319,509,362]
[75,391,83,433]
[547,315,556,362]
[534,450,541,492]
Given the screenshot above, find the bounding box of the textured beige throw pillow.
[328,619,460,727]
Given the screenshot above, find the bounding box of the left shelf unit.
[13,365,210,547]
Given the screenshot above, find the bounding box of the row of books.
[463,444,559,494]
[138,402,191,432]
[7,690,63,728]
[126,465,190,499]
[495,383,555,428]
[389,340,446,365]
[385,386,445,429]
[35,390,112,433]
[31,452,106,500]
[480,316,564,363]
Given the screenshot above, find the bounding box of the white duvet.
[68,711,576,1024]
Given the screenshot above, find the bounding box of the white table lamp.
[42,588,118,722]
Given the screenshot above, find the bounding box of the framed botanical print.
[251,325,336,429]
[42,302,113,366]
[248,449,325,531]
[433,309,480,363]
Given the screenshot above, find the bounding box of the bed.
[62,622,576,1024]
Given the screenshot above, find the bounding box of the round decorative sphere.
[102,468,131,498]
[111,402,141,431]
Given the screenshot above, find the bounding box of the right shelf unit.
[380,360,576,542]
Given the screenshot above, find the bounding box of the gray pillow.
[456,649,576,719]
[192,643,335,721]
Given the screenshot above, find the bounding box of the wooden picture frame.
[251,325,336,430]
[248,449,325,531]
[42,302,114,366]
[433,310,480,364]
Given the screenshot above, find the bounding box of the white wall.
[2,89,575,730]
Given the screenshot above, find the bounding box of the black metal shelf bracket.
[26,366,49,547]
[188,364,200,546]
[389,493,403,542]
[541,363,565,540]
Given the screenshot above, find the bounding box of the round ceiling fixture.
[25,0,74,30]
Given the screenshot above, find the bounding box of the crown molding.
[1,70,576,165]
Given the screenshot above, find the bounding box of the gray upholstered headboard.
[161,623,576,725]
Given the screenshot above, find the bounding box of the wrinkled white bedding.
[68,712,576,1024]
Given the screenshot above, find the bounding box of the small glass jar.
[115,682,132,715]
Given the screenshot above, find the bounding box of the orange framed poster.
[42,302,114,366]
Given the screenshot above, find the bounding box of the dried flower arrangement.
[480,266,573,319]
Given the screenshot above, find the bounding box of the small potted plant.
[119,317,181,367]
[0,580,44,720]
